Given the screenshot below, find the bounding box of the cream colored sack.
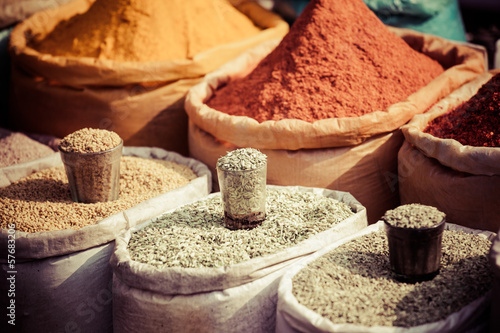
[110,186,367,333]
[185,31,485,223]
[399,70,500,232]
[0,148,211,333]
[276,221,495,333]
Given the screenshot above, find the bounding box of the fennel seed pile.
[292,230,492,327]
[128,189,355,268]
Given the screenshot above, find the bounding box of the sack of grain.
[7,0,288,156]
[185,0,485,223]
[110,185,367,333]
[399,69,500,232]
[0,147,211,333]
[276,221,495,333]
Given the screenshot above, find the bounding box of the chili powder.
[206,0,444,123]
[424,73,500,147]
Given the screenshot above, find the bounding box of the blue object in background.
[279,0,467,42]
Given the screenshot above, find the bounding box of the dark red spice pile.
[207,0,444,123]
[424,73,500,147]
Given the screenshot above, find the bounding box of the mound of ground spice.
[31,0,261,62]
[0,156,197,232]
[424,72,500,147]
[207,0,444,122]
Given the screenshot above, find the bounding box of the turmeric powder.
[31,0,262,62]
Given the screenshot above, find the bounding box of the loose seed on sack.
[292,231,492,327]
[128,189,355,268]
[0,156,197,232]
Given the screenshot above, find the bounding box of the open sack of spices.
[7,0,289,156]
[399,69,500,233]
[185,0,486,224]
[276,218,495,333]
[110,184,367,333]
[0,128,211,333]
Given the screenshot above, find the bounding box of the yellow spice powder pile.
[0,156,197,232]
[31,0,262,62]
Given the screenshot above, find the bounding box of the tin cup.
[217,163,267,230]
[384,217,446,283]
[59,140,123,203]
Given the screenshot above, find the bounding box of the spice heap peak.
[207,0,444,122]
[31,0,261,62]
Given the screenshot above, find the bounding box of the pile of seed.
[292,230,492,327]
[0,156,197,232]
[59,128,121,153]
[383,204,446,229]
[128,189,355,268]
[0,128,55,167]
[216,148,267,171]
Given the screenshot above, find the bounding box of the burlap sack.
[8,0,289,156]
[399,70,500,232]
[276,221,495,333]
[185,31,486,223]
[0,147,211,333]
[110,185,367,333]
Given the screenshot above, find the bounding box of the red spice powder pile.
[207,0,444,123]
[424,73,500,147]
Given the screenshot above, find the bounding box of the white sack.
[0,147,211,333]
[110,185,368,333]
[276,221,495,333]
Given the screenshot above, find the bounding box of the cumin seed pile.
[292,230,492,327]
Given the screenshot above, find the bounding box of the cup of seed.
[58,128,123,203]
[216,148,267,230]
[382,203,446,283]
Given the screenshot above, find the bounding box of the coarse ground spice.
[424,72,500,147]
[292,230,492,328]
[207,0,444,123]
[0,156,197,232]
[0,128,55,167]
[59,128,121,153]
[383,204,445,229]
[128,189,355,268]
[31,0,261,62]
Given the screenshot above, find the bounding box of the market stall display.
[399,69,500,232]
[185,0,485,224]
[8,0,289,156]
[0,142,211,332]
[276,220,494,333]
[111,185,367,333]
